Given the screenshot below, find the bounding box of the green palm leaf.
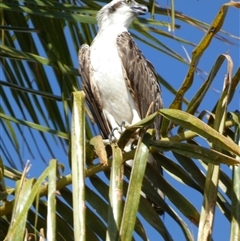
[0,1,239,240]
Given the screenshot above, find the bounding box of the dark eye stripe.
[109,1,123,14]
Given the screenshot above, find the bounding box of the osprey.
[79,0,163,213]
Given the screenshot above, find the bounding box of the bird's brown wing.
[117,32,164,214]
[78,44,111,139]
[116,32,163,138]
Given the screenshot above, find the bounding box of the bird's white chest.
[90,36,123,88]
[89,31,138,126]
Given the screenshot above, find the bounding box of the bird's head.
[97,0,148,30]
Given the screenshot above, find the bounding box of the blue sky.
[1,0,239,240]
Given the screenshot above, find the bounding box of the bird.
[78,0,164,214]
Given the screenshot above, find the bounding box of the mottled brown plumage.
[78,44,111,138]
[116,31,163,139]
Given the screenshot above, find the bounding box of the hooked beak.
[130,2,148,15]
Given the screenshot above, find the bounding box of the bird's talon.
[108,127,119,143]
[120,121,126,131]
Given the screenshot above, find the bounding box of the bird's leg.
[119,121,126,133]
[102,109,122,142]
[107,120,129,143]
[130,139,138,150]
[108,127,120,143]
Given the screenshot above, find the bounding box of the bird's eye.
[125,0,132,4]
